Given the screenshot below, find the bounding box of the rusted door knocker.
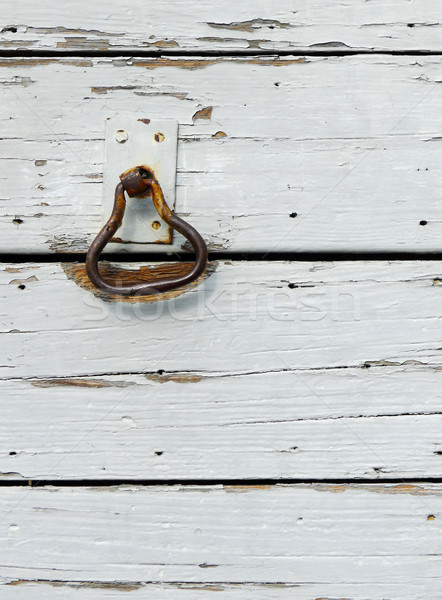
[86,166,208,295]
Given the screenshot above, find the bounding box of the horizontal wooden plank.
[0,484,440,598]
[3,260,442,376]
[1,368,441,481]
[1,260,442,480]
[1,1,442,52]
[1,56,441,253]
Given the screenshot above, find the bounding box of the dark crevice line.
[0,477,441,488]
[0,48,442,59]
[1,251,442,264]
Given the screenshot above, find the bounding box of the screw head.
[115,129,128,143]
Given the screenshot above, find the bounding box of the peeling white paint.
[0,57,441,253]
[0,1,441,51]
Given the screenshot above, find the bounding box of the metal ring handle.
[86,166,208,296]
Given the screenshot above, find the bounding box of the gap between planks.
[2,252,442,263]
[1,478,442,488]
[1,49,442,59]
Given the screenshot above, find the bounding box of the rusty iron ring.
[86,166,208,295]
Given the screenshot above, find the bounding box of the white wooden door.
[0,3,441,597]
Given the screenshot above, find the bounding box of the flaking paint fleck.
[146,373,203,384]
[207,19,292,33]
[313,483,440,496]
[9,275,38,285]
[223,485,274,493]
[31,378,133,389]
[6,579,142,591]
[192,106,213,122]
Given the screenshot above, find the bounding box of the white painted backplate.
[102,117,178,244]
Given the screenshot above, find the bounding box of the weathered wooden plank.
[1,366,441,480]
[1,260,442,480]
[0,484,440,599]
[3,260,442,377]
[0,56,441,253]
[1,1,441,52]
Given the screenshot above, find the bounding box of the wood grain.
[0,56,441,254]
[0,484,440,598]
[1,0,441,52]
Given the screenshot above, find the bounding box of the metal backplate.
[103,117,178,244]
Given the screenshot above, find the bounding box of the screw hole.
[154,132,165,143]
[12,218,23,225]
[289,212,298,218]
[407,23,415,27]
[154,451,164,456]
[427,514,436,520]
[9,451,16,456]
[152,221,161,230]
[114,129,128,143]
[420,220,428,226]
[18,284,26,290]
[288,283,298,289]
[157,369,164,375]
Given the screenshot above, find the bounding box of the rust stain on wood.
[31,378,133,389]
[192,106,213,122]
[146,373,202,384]
[207,18,292,32]
[62,261,217,303]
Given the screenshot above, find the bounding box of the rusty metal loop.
[86,166,208,295]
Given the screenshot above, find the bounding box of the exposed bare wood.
[62,261,217,303]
